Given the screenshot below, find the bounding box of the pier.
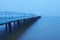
[0,11,41,33]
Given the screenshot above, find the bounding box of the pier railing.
[0,11,35,19]
[0,11,41,33]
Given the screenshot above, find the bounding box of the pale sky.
[0,0,60,16]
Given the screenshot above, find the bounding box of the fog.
[0,0,60,16]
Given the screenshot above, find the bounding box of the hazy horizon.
[0,0,60,17]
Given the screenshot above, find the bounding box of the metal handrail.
[0,11,35,19]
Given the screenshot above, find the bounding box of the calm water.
[18,17,60,40]
[0,17,60,40]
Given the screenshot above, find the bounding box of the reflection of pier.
[0,11,41,33]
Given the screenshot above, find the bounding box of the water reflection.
[18,17,60,40]
[0,18,37,40]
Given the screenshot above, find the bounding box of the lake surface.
[18,17,60,40]
[0,17,60,40]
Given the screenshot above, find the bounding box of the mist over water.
[0,16,60,40]
[18,17,60,40]
[0,0,60,16]
[0,0,60,40]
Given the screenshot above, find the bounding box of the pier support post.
[28,18,31,23]
[8,22,12,33]
[5,23,8,31]
[14,21,16,27]
[30,18,34,22]
[17,20,20,29]
[23,19,27,26]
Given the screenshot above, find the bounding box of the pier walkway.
[0,11,41,33]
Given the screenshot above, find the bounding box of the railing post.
[1,12,2,19]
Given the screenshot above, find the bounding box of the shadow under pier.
[0,16,41,40]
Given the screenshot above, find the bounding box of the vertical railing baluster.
[5,11,6,19]
[1,12,2,19]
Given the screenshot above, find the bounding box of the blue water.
[17,17,60,40]
[0,17,60,40]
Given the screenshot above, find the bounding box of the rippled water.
[18,17,60,40]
